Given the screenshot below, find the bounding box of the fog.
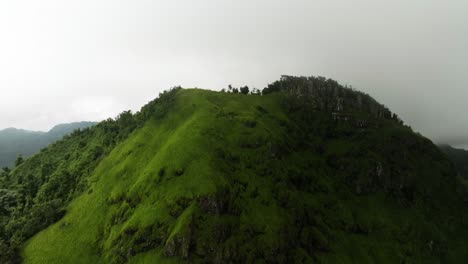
[0,0,467,147]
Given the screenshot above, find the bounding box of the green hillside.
[1,76,468,263]
[0,122,97,168]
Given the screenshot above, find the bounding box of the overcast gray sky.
[0,0,467,146]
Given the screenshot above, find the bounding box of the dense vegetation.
[0,90,178,263]
[1,76,467,263]
[0,122,96,167]
[439,144,468,180]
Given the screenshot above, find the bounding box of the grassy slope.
[22,89,468,263]
[23,89,278,263]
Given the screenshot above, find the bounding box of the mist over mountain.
[0,122,97,167]
[0,1,467,263]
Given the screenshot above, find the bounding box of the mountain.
[0,122,97,168]
[439,144,468,180]
[1,76,468,263]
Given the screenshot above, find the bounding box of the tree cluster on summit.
[224,75,403,124]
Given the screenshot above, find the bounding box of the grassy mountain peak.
[1,76,467,263]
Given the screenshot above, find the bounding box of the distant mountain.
[0,121,97,167]
[439,144,468,180]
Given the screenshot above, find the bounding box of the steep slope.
[0,122,97,167]
[0,89,182,263]
[16,82,468,264]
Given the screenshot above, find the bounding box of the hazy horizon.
[0,0,467,147]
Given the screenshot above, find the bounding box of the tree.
[14,155,24,167]
[1,167,10,182]
[240,86,250,95]
[232,88,239,94]
[116,110,133,127]
[251,88,261,95]
[0,189,17,215]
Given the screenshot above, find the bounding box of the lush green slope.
[0,122,97,167]
[22,89,283,263]
[19,85,468,263]
[2,76,468,263]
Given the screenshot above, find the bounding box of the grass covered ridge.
[21,88,468,263]
[22,89,291,263]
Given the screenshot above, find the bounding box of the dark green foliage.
[263,75,403,123]
[14,155,23,168]
[227,85,251,95]
[250,87,261,95]
[136,87,181,123]
[0,89,180,263]
[439,144,468,180]
[240,86,250,95]
[0,189,17,215]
